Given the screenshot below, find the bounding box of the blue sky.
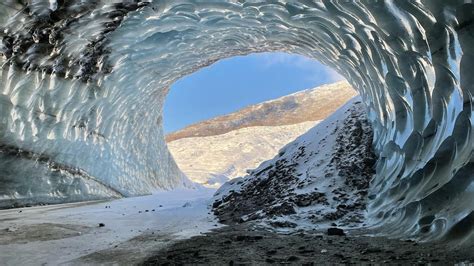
[163,52,344,133]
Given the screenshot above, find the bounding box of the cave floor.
[1,190,474,266]
[142,223,474,265]
[0,188,220,265]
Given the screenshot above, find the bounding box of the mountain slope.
[213,97,376,230]
[166,81,356,142]
[167,121,319,187]
[167,81,357,187]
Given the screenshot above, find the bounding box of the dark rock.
[266,250,277,255]
[362,247,383,254]
[327,227,345,236]
[295,192,327,207]
[266,202,296,216]
[98,223,105,227]
[270,221,297,228]
[212,200,222,208]
[287,256,299,262]
[234,235,263,242]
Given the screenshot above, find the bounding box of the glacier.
[0,0,473,242]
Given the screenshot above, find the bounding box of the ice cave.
[0,0,473,250]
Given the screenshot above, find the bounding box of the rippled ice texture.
[0,0,473,242]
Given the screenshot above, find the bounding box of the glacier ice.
[0,0,473,241]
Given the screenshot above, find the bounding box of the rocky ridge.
[166,81,356,142]
[212,98,376,230]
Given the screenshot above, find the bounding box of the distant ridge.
[166,81,357,142]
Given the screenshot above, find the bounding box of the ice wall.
[0,0,473,241]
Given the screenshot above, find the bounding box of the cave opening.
[1,1,474,263]
[162,52,351,188]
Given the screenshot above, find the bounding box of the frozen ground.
[0,188,219,265]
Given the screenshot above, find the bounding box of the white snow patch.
[168,121,320,188]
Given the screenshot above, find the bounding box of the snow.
[0,188,220,265]
[168,121,319,188]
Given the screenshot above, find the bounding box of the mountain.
[165,81,356,142]
[166,81,357,187]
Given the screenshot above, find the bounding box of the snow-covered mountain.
[167,81,356,187]
[213,97,376,230]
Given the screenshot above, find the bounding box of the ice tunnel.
[0,1,473,241]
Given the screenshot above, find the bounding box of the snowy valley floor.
[1,196,473,265]
[0,188,220,265]
[2,194,473,266]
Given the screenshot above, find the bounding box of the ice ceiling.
[0,1,473,241]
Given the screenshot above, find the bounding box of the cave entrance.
[163,52,351,188]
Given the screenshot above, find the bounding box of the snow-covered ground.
[0,188,219,265]
[168,121,319,188]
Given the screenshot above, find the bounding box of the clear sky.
[163,52,344,133]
